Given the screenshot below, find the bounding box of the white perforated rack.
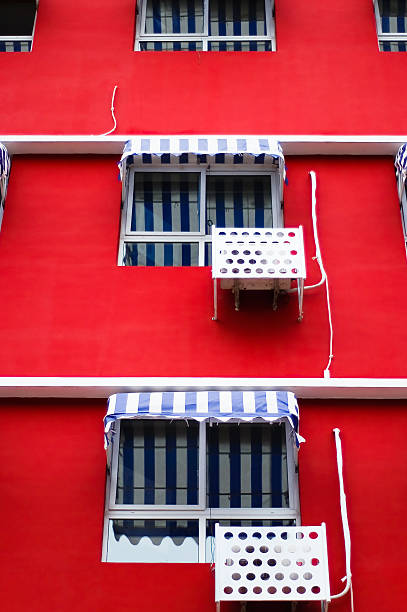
[215,524,330,608]
[211,227,306,321]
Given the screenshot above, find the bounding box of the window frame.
[0,0,38,52]
[134,0,276,51]
[118,163,283,266]
[102,418,300,563]
[374,0,407,50]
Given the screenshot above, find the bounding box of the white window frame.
[374,0,407,49]
[0,0,38,51]
[102,417,300,563]
[135,0,276,51]
[118,163,283,266]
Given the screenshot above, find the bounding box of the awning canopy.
[119,135,285,177]
[104,390,303,448]
[395,143,407,200]
[0,143,10,209]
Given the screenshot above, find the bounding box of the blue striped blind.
[209,0,266,37]
[145,0,204,34]
[0,40,32,52]
[379,0,407,32]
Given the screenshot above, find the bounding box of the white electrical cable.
[99,85,118,136]
[330,428,354,611]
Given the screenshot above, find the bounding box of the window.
[119,160,283,267]
[135,0,275,51]
[0,0,37,52]
[103,419,299,563]
[374,0,407,51]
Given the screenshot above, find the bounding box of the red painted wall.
[0,154,405,378]
[0,0,406,135]
[0,398,405,612]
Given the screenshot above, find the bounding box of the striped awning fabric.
[104,390,303,448]
[119,136,284,177]
[395,143,407,199]
[0,143,10,208]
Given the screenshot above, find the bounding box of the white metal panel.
[215,524,330,602]
[212,227,306,282]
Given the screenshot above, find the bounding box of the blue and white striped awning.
[0,143,10,209]
[395,143,407,199]
[104,390,302,448]
[119,136,285,177]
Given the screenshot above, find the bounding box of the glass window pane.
[206,423,288,509]
[379,0,407,33]
[206,175,272,229]
[132,172,200,232]
[145,0,204,34]
[107,519,199,562]
[140,40,203,51]
[116,420,199,505]
[0,1,36,36]
[208,40,271,51]
[209,0,267,37]
[123,242,200,266]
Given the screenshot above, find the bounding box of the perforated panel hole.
[243,250,250,255]
[289,573,299,580]
[238,532,247,540]
[232,545,240,553]
[297,586,306,595]
[224,532,233,540]
[267,268,275,274]
[303,572,313,580]
[272,259,280,265]
[237,259,244,264]
[220,268,227,273]
[296,532,304,540]
[242,231,249,235]
[246,573,255,581]
[281,532,288,540]
[284,259,292,265]
[267,559,276,566]
[253,559,262,567]
[231,232,237,235]
[277,232,284,237]
[266,532,276,540]
[279,268,287,274]
[232,268,239,273]
[245,546,255,553]
[225,258,233,264]
[253,587,262,594]
[249,259,256,264]
[260,573,270,580]
[232,573,241,581]
[267,586,277,595]
[219,231,226,235]
[281,559,291,567]
[311,558,320,566]
[291,250,298,255]
[239,559,248,566]
[255,250,262,256]
[225,559,234,566]
[311,586,321,594]
[231,250,239,255]
[273,545,282,553]
[282,587,291,594]
[238,587,247,594]
[275,573,284,581]
[296,559,305,566]
[244,268,251,273]
[291,268,298,274]
[288,232,295,237]
[265,231,272,235]
[224,587,233,594]
[253,532,262,539]
[256,268,263,273]
[260,546,269,553]
[254,231,260,235]
[309,532,318,540]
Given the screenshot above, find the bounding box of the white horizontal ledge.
[0,377,407,399]
[0,134,406,156]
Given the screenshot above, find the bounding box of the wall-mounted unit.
[211,227,306,320]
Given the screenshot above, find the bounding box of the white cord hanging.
[99,85,118,136]
[330,428,354,611]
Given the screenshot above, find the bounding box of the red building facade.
[0,1,406,611]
